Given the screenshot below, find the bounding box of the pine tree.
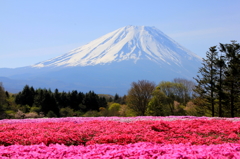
[83,91,100,111]
[220,41,240,117]
[114,94,120,103]
[0,82,6,106]
[194,46,218,117]
[214,54,226,117]
[15,85,35,107]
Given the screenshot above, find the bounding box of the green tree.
[0,82,6,106]
[34,89,59,116]
[108,103,121,116]
[0,82,6,119]
[214,54,226,117]
[194,46,218,117]
[59,107,74,117]
[146,89,167,116]
[5,91,9,99]
[83,91,100,111]
[46,110,57,118]
[126,80,156,116]
[99,97,107,108]
[157,81,187,115]
[69,90,79,111]
[15,85,35,107]
[220,41,240,117]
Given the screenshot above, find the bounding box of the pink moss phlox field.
[1,142,240,159]
[0,119,240,146]
[1,116,240,124]
[1,117,240,158]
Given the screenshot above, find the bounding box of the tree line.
[126,41,240,117]
[126,78,196,116]
[194,41,240,117]
[0,85,112,118]
[0,41,239,118]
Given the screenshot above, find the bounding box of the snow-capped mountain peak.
[32,25,201,68]
[1,25,203,95]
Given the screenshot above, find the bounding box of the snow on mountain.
[32,26,201,68]
[0,26,202,95]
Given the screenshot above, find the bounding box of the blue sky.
[1,0,239,68]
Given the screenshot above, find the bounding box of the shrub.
[25,112,39,118]
[15,110,25,119]
[108,103,121,116]
[46,111,57,118]
[60,107,74,117]
[30,106,41,113]
[83,110,99,117]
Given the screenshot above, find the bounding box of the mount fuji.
[0,26,202,95]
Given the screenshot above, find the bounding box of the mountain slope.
[0,26,202,95]
[32,26,201,68]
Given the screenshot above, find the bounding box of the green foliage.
[99,97,108,108]
[194,46,218,117]
[146,89,167,116]
[30,106,41,113]
[118,105,136,117]
[0,82,6,104]
[46,110,57,118]
[19,105,30,113]
[83,91,100,111]
[83,110,99,117]
[15,85,35,107]
[184,101,198,116]
[194,41,240,117]
[127,80,156,116]
[220,41,240,117]
[60,107,74,117]
[4,110,15,118]
[157,81,188,115]
[108,103,121,116]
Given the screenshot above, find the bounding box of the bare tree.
[126,80,156,116]
[173,78,196,104]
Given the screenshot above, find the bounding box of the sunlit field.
[1,116,240,158]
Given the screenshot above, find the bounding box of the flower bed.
[1,142,240,159]
[0,116,240,158]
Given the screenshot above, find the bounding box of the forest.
[0,41,239,119]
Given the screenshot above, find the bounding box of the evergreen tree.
[83,91,100,111]
[214,54,226,117]
[53,89,61,107]
[34,89,59,116]
[0,82,6,106]
[220,41,240,117]
[69,90,79,110]
[42,89,59,116]
[59,91,68,108]
[194,46,218,117]
[0,83,6,119]
[99,97,108,108]
[5,91,9,99]
[15,85,35,107]
[114,93,120,103]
